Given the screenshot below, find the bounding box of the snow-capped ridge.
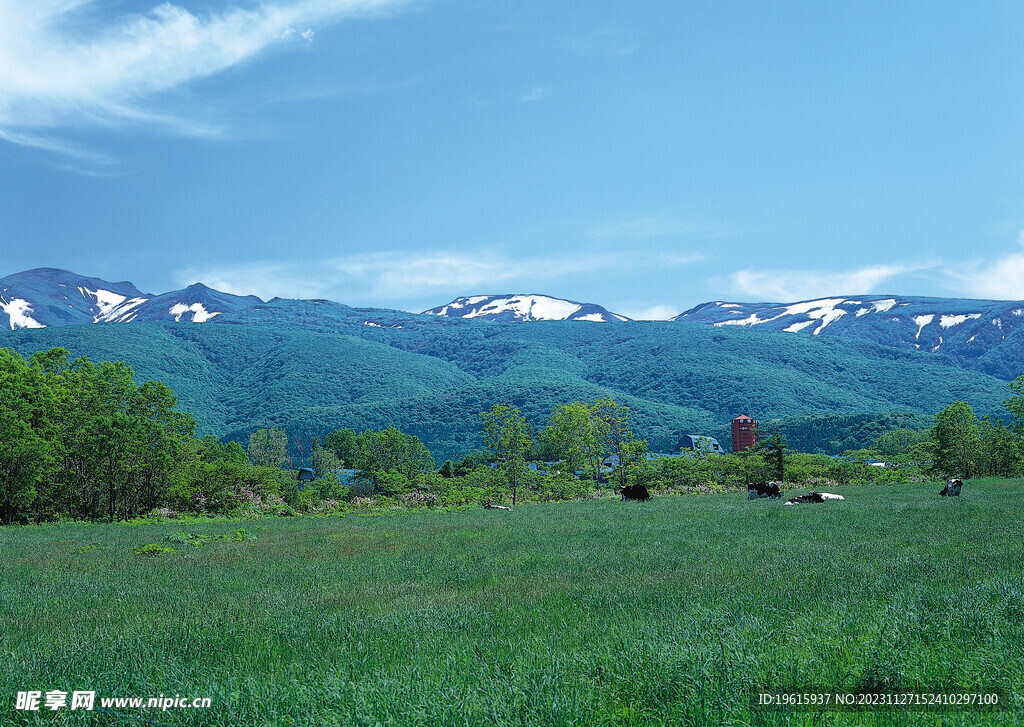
[0,269,261,329]
[673,294,1024,379]
[423,294,630,322]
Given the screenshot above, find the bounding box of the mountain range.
[5,270,1024,381]
[0,268,261,327]
[1,268,1020,459]
[675,296,1024,380]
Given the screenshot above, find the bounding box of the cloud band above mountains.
[0,0,404,156]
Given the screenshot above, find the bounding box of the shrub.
[534,473,591,502]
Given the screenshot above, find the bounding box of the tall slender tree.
[541,401,602,481]
[591,398,647,489]
[480,404,532,508]
[932,401,981,478]
[248,428,289,469]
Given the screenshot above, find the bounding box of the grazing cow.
[620,485,651,501]
[784,491,845,505]
[940,478,963,497]
[747,482,782,500]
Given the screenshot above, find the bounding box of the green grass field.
[2,480,1023,726]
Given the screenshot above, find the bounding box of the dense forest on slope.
[759,412,936,455]
[0,306,1012,460]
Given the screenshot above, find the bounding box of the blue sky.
[1,0,1023,319]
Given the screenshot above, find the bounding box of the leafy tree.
[932,401,981,478]
[591,398,647,489]
[0,347,202,521]
[438,459,456,478]
[248,428,289,469]
[198,435,247,464]
[757,430,787,482]
[119,380,196,516]
[311,440,343,480]
[354,427,435,492]
[480,404,532,508]
[872,428,930,461]
[454,450,489,477]
[0,349,54,522]
[540,401,603,481]
[1004,374,1024,435]
[902,438,935,471]
[324,428,359,468]
[977,418,1024,477]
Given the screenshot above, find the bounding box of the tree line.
[4,346,1024,523]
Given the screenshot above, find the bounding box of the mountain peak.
[423,294,629,322]
[0,269,261,329]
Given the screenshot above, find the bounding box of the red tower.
[731,415,757,453]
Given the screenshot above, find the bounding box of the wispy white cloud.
[0,0,406,156]
[176,247,704,308]
[945,236,1024,300]
[729,264,920,302]
[175,261,329,301]
[0,126,117,164]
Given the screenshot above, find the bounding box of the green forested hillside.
[0,310,1012,461]
[762,412,935,455]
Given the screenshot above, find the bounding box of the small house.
[296,467,315,490]
[679,434,724,455]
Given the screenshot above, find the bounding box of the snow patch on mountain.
[713,297,849,333]
[78,287,151,323]
[913,315,934,339]
[1,298,45,329]
[784,320,815,333]
[480,296,579,321]
[940,313,981,328]
[104,297,148,322]
[716,313,764,327]
[169,303,220,323]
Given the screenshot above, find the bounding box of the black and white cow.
[784,491,844,505]
[620,485,651,501]
[940,478,963,497]
[747,482,782,500]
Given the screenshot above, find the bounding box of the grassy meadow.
[2,480,1023,726]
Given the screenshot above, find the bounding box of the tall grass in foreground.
[2,479,1023,726]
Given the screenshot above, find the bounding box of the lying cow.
[620,484,651,501]
[747,482,782,500]
[940,478,963,497]
[784,491,844,505]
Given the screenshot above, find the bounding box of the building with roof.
[679,434,725,455]
[731,415,758,453]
